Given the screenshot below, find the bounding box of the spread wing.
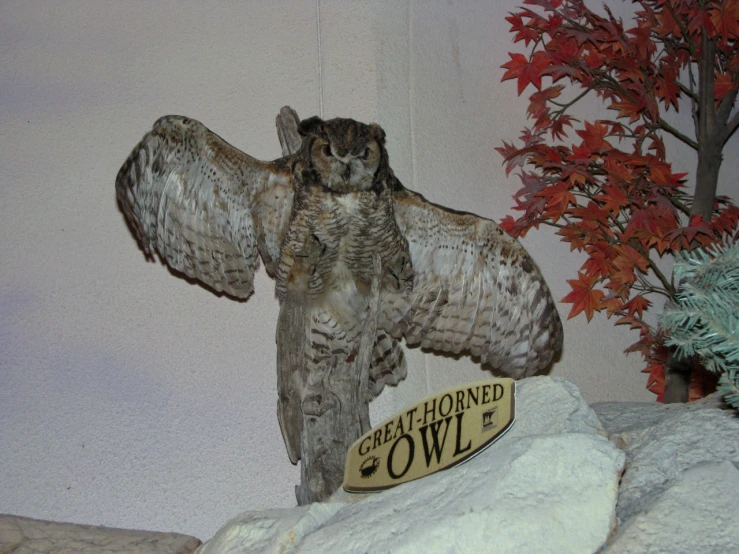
[381,186,563,379]
[116,115,294,298]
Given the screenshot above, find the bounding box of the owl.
[116,111,563,419]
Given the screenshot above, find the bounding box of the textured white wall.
[2,0,736,541]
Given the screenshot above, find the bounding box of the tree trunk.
[664,35,724,404]
[663,349,692,404]
[277,256,382,505]
[690,35,722,222]
[691,135,723,222]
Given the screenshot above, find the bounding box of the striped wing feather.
[383,187,563,378]
[115,116,294,298]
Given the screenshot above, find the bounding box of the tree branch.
[658,119,699,150]
[549,85,596,114]
[667,195,691,217]
[630,240,676,296]
[717,73,739,146]
[676,80,699,103]
[723,109,739,147]
[664,1,698,57]
[716,73,739,126]
[688,62,700,133]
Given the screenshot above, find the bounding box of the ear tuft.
[369,123,386,145]
[298,116,325,137]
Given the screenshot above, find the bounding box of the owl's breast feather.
[333,193,362,211]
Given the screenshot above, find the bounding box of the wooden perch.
[276,106,302,157]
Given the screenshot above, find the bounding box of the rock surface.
[0,514,201,554]
[605,460,739,554]
[593,395,739,553]
[592,395,739,523]
[197,377,625,553]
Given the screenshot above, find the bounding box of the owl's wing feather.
[116,115,294,298]
[382,187,563,378]
[369,331,407,396]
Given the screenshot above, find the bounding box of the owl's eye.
[361,147,371,160]
[322,144,333,157]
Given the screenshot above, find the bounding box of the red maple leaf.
[499,215,517,234]
[562,26,596,46]
[557,224,589,251]
[506,13,540,46]
[714,71,738,101]
[648,135,667,160]
[584,48,606,68]
[562,272,605,321]
[602,294,624,316]
[613,244,650,273]
[626,19,656,59]
[712,204,739,235]
[570,201,610,224]
[664,214,714,247]
[708,0,739,47]
[648,159,686,187]
[643,360,666,401]
[567,142,594,165]
[654,61,681,110]
[626,328,659,358]
[654,4,682,38]
[594,183,630,215]
[550,114,577,140]
[686,8,712,39]
[502,51,552,95]
[576,121,612,151]
[608,99,646,123]
[624,295,651,318]
[495,141,530,176]
[616,314,648,330]
[623,208,659,242]
[609,267,637,288]
[528,85,564,120]
[581,242,616,278]
[537,180,576,221]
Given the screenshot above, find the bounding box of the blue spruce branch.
[660,240,739,409]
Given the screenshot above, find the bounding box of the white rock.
[591,398,739,522]
[300,433,623,553]
[195,504,345,554]
[0,514,201,553]
[605,460,739,554]
[508,376,607,438]
[197,376,625,553]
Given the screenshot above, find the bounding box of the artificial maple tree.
[496,0,739,402]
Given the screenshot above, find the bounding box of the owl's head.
[297,116,389,193]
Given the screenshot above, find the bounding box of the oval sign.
[343,378,515,492]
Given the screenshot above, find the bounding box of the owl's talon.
[296,234,324,264]
[384,254,414,291]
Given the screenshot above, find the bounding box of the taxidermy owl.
[116,113,563,399]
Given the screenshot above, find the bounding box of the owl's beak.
[342,163,351,183]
